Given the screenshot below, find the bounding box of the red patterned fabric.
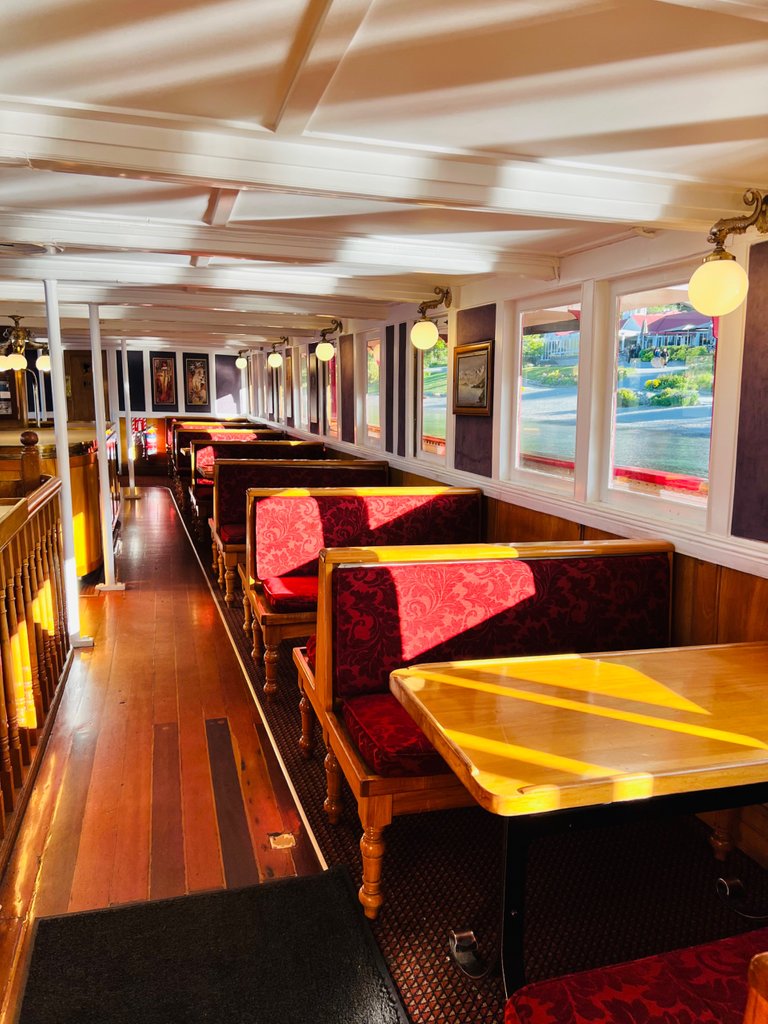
[261,576,318,611]
[256,492,480,578]
[197,440,319,482]
[306,633,317,671]
[332,554,671,698]
[341,693,451,777]
[216,459,386,525]
[175,427,265,471]
[219,523,246,544]
[505,926,768,1023]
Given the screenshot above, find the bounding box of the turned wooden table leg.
[299,686,315,758]
[263,643,278,698]
[242,594,252,634]
[709,808,739,861]
[224,566,236,605]
[324,748,342,823]
[251,620,263,660]
[360,825,386,921]
[217,553,225,589]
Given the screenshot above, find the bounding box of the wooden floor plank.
[150,722,186,900]
[205,718,260,889]
[0,485,317,1021]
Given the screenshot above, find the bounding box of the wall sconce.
[315,319,343,362]
[267,343,283,369]
[410,287,451,350]
[0,315,51,372]
[688,189,768,317]
[235,351,249,370]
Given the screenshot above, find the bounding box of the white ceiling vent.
[0,242,63,256]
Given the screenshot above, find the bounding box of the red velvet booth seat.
[505,927,768,1024]
[245,487,481,696]
[295,540,673,920]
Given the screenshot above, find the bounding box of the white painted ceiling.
[0,0,765,347]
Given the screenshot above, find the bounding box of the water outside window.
[421,334,447,457]
[366,339,381,446]
[518,303,580,479]
[611,286,715,503]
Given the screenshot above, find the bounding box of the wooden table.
[390,642,768,991]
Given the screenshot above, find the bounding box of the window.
[517,302,581,479]
[610,285,715,505]
[324,354,339,437]
[298,349,309,428]
[365,338,381,446]
[419,329,448,458]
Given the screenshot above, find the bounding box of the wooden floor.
[0,484,321,1020]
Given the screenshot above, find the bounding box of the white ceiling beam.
[202,188,241,226]
[267,0,376,136]
[2,304,328,332]
[0,211,558,278]
[0,280,387,317]
[655,0,768,22]
[0,108,745,230]
[0,254,432,302]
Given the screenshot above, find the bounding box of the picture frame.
[150,351,178,412]
[183,353,210,413]
[452,340,493,416]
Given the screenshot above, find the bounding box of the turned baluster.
[17,531,44,727]
[2,548,31,765]
[10,537,38,746]
[48,505,69,658]
[33,515,57,689]
[0,644,14,819]
[26,521,52,710]
[0,554,25,790]
[42,507,65,671]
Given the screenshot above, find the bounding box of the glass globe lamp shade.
[410,318,439,350]
[7,352,27,371]
[0,354,9,371]
[36,353,51,372]
[267,351,283,369]
[688,253,749,317]
[315,341,335,362]
[235,355,248,370]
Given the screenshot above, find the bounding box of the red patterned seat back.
[331,553,671,699]
[195,439,321,481]
[216,459,389,529]
[255,491,481,579]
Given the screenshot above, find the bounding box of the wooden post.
[19,431,41,495]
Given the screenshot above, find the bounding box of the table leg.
[501,818,531,996]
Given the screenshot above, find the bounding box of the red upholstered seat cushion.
[306,633,317,671]
[219,523,246,544]
[341,693,450,777]
[261,576,318,612]
[504,926,768,1024]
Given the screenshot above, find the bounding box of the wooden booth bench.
[171,424,280,493]
[293,539,673,919]
[168,418,257,478]
[242,487,482,697]
[188,438,325,532]
[505,932,768,1024]
[210,458,389,606]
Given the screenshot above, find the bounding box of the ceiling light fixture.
[688,189,767,317]
[315,319,343,362]
[411,286,451,350]
[267,343,283,369]
[0,315,50,372]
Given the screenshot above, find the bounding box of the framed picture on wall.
[453,340,493,416]
[150,352,178,411]
[183,353,210,413]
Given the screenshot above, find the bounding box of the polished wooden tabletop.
[390,642,768,817]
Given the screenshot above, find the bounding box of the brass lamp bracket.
[417,287,452,320]
[319,318,343,343]
[707,189,768,251]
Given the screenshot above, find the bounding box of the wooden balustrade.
[0,435,71,872]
